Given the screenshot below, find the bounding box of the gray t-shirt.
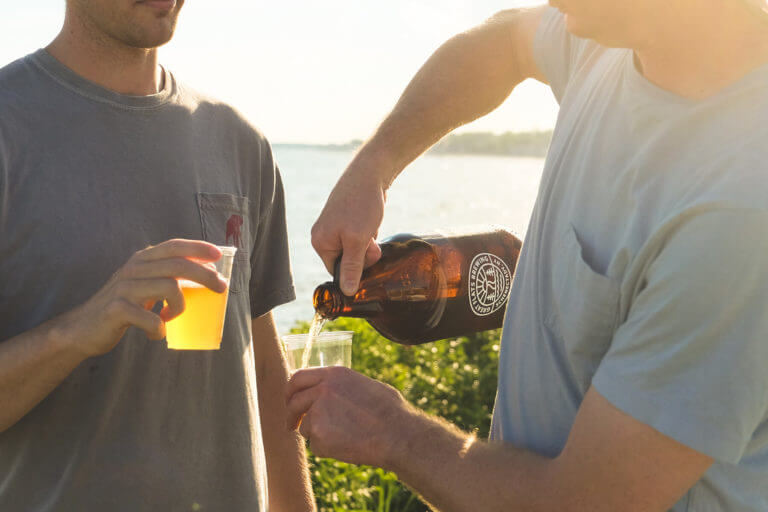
[492,8,768,511]
[0,50,295,511]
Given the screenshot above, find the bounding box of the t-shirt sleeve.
[248,142,296,318]
[592,208,768,464]
[533,7,598,103]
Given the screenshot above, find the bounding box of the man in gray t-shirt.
[0,1,313,511]
[288,1,768,511]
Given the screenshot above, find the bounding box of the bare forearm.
[0,311,88,432]
[355,8,538,187]
[287,372,710,512]
[253,315,314,512]
[385,411,558,512]
[257,364,314,511]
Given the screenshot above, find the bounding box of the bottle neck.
[313,283,345,318]
[313,282,382,319]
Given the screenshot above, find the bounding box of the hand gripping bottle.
[313,228,522,345]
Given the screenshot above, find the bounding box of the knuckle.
[165,239,183,252]
[311,234,335,254]
[384,383,403,401]
[310,222,322,239]
[133,246,153,262]
[202,265,219,280]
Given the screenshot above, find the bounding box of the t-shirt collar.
[30,48,176,110]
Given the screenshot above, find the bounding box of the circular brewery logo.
[468,253,512,317]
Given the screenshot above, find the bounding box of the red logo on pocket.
[226,214,244,248]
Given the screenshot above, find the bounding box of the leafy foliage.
[290,318,501,512]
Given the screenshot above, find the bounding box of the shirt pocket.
[545,224,620,393]
[196,193,253,294]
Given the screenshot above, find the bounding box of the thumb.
[339,239,368,296]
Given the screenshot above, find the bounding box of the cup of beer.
[282,331,353,372]
[165,246,237,350]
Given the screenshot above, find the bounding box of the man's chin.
[122,22,178,49]
[120,34,174,50]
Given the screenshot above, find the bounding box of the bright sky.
[0,0,558,144]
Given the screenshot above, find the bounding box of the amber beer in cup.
[166,246,237,350]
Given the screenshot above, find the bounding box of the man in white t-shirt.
[287,1,768,510]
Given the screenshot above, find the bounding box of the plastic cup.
[165,246,237,350]
[282,331,353,372]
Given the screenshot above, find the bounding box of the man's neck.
[634,3,768,100]
[46,13,163,96]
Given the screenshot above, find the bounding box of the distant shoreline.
[274,130,553,158]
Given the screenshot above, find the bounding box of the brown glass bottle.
[313,228,522,345]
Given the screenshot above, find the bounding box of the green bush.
[290,318,501,512]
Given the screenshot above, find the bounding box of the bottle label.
[468,253,512,317]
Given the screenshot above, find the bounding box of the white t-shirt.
[492,8,768,511]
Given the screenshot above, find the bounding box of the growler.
[313,228,522,345]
